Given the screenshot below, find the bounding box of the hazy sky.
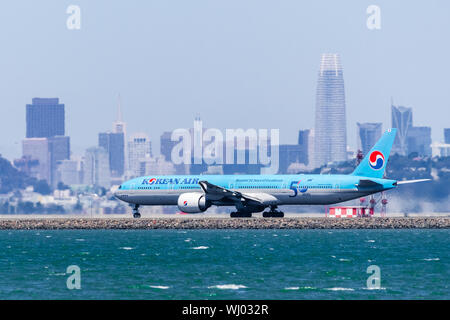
[0,0,449,160]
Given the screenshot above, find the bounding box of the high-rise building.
[99,132,125,177]
[139,155,177,176]
[22,138,51,182]
[278,145,305,174]
[84,147,111,188]
[21,98,70,187]
[113,95,127,135]
[357,123,382,156]
[21,137,71,187]
[56,159,82,186]
[160,131,177,162]
[297,129,310,165]
[407,126,432,156]
[127,133,152,178]
[444,128,450,144]
[314,53,347,168]
[26,98,65,138]
[49,136,70,187]
[391,105,413,155]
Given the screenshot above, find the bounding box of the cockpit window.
[119,185,122,189]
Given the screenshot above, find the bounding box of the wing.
[198,180,263,206]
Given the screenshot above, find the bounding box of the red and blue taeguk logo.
[183,200,188,206]
[369,151,385,170]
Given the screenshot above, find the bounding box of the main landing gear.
[230,211,252,218]
[132,204,141,219]
[262,206,284,218]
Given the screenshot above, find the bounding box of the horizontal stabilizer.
[396,179,431,185]
[357,179,383,188]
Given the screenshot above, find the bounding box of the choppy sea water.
[0,229,448,299]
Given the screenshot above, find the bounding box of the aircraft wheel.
[263,211,284,218]
[230,212,252,218]
[133,212,141,219]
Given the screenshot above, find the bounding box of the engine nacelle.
[177,193,208,213]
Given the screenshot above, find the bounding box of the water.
[0,229,448,299]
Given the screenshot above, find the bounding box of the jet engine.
[177,193,209,213]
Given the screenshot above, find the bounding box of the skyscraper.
[407,126,432,156]
[314,53,347,168]
[20,98,70,187]
[22,138,51,182]
[113,95,127,135]
[26,98,65,138]
[357,123,382,156]
[391,105,413,155]
[84,147,111,188]
[49,136,70,187]
[99,132,125,177]
[444,128,450,144]
[297,129,310,166]
[127,133,152,178]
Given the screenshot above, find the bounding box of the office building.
[407,126,432,156]
[444,128,450,144]
[99,132,125,177]
[391,105,413,155]
[26,98,65,138]
[314,53,347,168]
[357,123,382,156]
[22,138,51,182]
[127,133,152,178]
[84,147,111,188]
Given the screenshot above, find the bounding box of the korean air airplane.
[114,129,429,218]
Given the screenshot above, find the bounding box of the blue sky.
[0,0,449,159]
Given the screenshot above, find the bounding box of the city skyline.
[0,1,449,161]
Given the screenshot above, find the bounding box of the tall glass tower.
[391,105,413,155]
[314,53,347,168]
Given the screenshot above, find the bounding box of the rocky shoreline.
[0,217,449,229]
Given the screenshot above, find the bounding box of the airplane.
[114,128,430,218]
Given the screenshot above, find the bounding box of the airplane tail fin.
[352,128,397,179]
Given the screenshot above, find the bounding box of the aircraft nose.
[113,188,122,199]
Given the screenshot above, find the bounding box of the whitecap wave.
[119,247,134,250]
[422,258,440,261]
[339,258,350,262]
[149,285,170,289]
[326,287,354,291]
[191,246,209,250]
[208,284,247,290]
[284,287,300,290]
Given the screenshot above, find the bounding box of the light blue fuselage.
[114,174,397,207]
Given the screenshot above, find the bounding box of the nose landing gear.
[132,204,141,218]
